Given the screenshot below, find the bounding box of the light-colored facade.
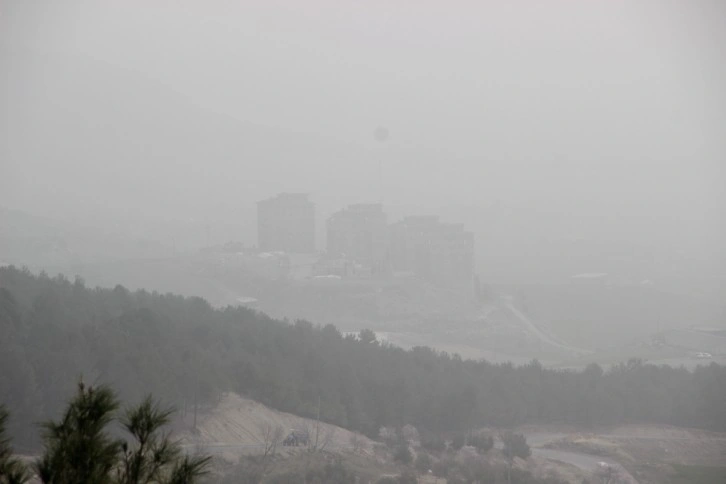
[257,193,315,253]
[326,203,388,273]
[389,215,474,283]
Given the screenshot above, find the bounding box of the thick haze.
[1,0,725,288]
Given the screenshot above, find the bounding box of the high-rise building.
[326,203,388,272]
[257,193,315,253]
[389,215,474,283]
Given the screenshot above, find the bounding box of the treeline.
[1,266,725,451]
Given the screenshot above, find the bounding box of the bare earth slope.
[177,393,374,460]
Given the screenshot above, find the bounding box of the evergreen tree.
[117,396,210,484]
[501,432,530,460]
[35,382,121,484]
[2,266,726,451]
[0,405,29,484]
[34,382,210,484]
[501,432,530,484]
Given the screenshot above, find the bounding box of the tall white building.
[326,203,388,273]
[257,193,315,253]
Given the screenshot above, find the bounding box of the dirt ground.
[177,392,376,462]
[180,397,726,483]
[524,424,726,483]
[553,424,726,467]
[179,395,596,483]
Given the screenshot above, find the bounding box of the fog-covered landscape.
[1,2,725,483]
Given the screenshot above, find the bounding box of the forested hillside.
[1,266,724,451]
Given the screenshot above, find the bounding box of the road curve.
[502,298,591,356]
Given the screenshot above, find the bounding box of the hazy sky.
[1,1,724,285]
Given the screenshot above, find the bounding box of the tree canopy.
[0,405,30,484]
[35,382,209,484]
[1,266,725,452]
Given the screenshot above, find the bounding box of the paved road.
[524,433,639,484]
[501,297,591,356]
[533,448,637,482]
[192,434,640,482]
[534,448,638,483]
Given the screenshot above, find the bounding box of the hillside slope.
[178,392,374,460]
[1,266,725,453]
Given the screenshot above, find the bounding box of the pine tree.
[117,396,210,484]
[0,405,29,484]
[35,383,210,484]
[35,382,121,484]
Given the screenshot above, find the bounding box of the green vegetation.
[393,444,413,465]
[116,394,210,484]
[425,456,568,484]
[414,452,432,473]
[2,381,209,484]
[1,266,726,455]
[0,405,30,484]
[501,432,530,460]
[469,432,494,454]
[35,383,122,483]
[222,452,391,484]
[260,458,354,484]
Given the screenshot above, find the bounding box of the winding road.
[525,433,638,483]
[501,296,592,356]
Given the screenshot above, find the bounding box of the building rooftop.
[257,193,312,205]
